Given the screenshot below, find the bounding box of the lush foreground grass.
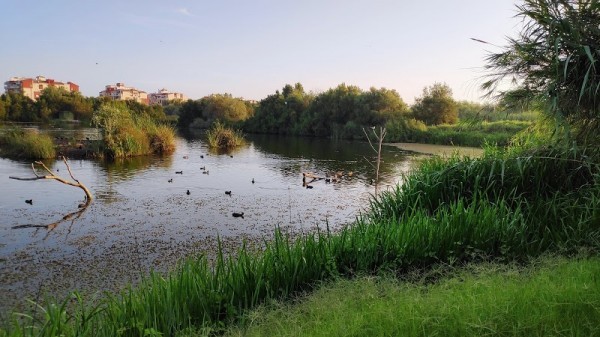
[223,256,600,337]
[0,128,56,159]
[1,146,599,336]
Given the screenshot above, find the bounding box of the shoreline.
[386,142,484,157]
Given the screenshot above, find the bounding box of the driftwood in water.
[9,156,93,206]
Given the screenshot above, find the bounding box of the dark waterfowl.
[175,171,183,174]
[200,166,206,170]
[183,156,189,159]
[225,191,232,196]
[186,190,191,195]
[200,155,204,158]
[232,212,244,218]
[252,178,255,184]
[306,185,314,189]
[25,199,33,205]
[168,178,173,183]
[202,170,209,175]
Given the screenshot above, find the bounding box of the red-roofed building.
[4,76,80,101]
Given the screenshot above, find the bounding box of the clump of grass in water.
[206,121,245,149]
[0,128,56,159]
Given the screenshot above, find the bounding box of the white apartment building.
[99,83,148,104]
[4,76,80,101]
[148,88,187,105]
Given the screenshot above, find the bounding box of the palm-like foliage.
[483,0,600,142]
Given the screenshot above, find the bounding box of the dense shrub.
[0,128,56,159]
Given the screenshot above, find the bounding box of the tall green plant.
[483,0,600,143]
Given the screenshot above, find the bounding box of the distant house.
[99,83,148,104]
[148,88,187,106]
[4,76,80,101]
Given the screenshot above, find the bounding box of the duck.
[252,178,255,184]
[175,171,183,174]
[25,199,33,205]
[186,190,191,195]
[183,155,189,159]
[230,155,233,158]
[306,185,314,189]
[325,178,331,183]
[200,155,204,159]
[202,170,209,175]
[232,212,244,218]
[168,178,173,183]
[200,166,206,170]
[225,191,232,196]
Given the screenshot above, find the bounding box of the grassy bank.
[0,128,56,159]
[224,256,600,337]
[386,119,532,147]
[1,146,599,336]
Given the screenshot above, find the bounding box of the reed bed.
[206,121,245,149]
[2,146,599,336]
[0,128,56,159]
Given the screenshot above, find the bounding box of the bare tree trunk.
[9,156,93,206]
[363,126,387,196]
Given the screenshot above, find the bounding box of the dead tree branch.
[9,156,93,205]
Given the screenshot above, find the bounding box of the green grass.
[222,256,600,337]
[92,103,176,158]
[0,128,56,159]
[386,120,532,147]
[1,146,599,336]
[206,121,245,149]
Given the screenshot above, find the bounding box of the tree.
[411,83,458,125]
[482,0,600,142]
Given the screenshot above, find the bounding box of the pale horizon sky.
[0,1,522,105]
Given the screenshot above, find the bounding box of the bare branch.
[10,156,93,203]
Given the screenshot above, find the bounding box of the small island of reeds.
[206,120,245,149]
[0,128,56,159]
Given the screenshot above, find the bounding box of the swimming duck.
[252,178,255,184]
[225,191,232,196]
[306,185,314,189]
[168,178,173,183]
[175,171,183,174]
[25,199,33,205]
[232,212,244,218]
[186,190,191,195]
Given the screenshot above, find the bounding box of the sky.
[0,1,522,104]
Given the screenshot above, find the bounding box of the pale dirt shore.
[386,143,484,157]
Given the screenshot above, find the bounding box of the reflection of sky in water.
[0,136,422,257]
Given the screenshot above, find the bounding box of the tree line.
[1,80,513,141]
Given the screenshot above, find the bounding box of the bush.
[206,121,245,149]
[92,103,176,158]
[0,128,56,159]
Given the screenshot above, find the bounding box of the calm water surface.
[0,132,426,316]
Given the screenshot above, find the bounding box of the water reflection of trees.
[248,134,413,183]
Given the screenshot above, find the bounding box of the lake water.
[0,132,437,316]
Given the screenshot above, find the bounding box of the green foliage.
[92,103,176,158]
[0,128,56,159]
[36,87,94,122]
[0,93,36,122]
[411,82,458,125]
[225,257,600,337]
[206,121,245,149]
[245,83,409,138]
[483,0,600,143]
[178,95,253,129]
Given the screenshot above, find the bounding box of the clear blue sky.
[0,1,521,104]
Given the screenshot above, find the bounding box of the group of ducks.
[303,171,354,189]
[175,153,248,219]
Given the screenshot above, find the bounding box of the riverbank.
[1,145,598,336]
[386,142,484,157]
